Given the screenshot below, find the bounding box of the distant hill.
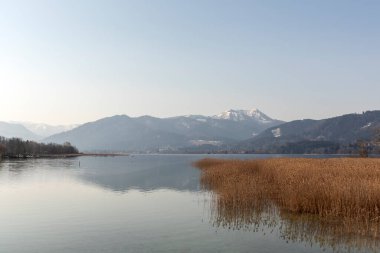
[0,122,40,141]
[238,111,380,154]
[44,109,283,152]
[18,122,79,138]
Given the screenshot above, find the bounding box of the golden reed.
[194,158,380,251]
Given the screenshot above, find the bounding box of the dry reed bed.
[195,158,380,228]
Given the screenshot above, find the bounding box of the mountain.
[44,109,283,152]
[212,109,273,122]
[0,122,40,140]
[16,122,79,138]
[238,111,380,153]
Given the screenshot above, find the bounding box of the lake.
[0,154,372,253]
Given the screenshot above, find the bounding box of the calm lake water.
[0,154,371,253]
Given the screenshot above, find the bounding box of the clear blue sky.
[0,0,379,124]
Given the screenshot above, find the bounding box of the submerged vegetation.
[195,158,380,252]
[0,136,78,158]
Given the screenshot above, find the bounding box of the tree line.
[357,128,380,157]
[0,136,79,158]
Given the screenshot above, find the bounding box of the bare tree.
[0,136,78,158]
[357,140,369,158]
[0,143,6,158]
[374,127,380,154]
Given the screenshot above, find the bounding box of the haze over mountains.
[44,109,283,152]
[17,122,79,138]
[1,109,379,154]
[0,122,78,140]
[0,122,40,141]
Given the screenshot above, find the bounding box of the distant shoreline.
[2,152,378,159]
[0,153,129,159]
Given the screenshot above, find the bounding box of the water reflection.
[0,155,202,192]
[77,155,201,192]
[206,189,380,253]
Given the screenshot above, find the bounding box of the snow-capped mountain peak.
[212,109,273,122]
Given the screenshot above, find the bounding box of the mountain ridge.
[15,122,80,138]
[44,109,283,152]
[237,110,380,154]
[6,109,379,154]
[0,122,41,141]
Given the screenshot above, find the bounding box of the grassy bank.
[195,157,380,249]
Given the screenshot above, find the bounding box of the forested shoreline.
[0,136,79,158]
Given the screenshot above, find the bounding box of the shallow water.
[0,154,369,252]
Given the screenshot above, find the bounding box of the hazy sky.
[1,0,379,125]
